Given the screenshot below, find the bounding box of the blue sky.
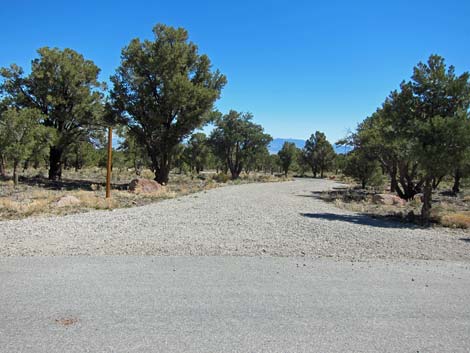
[2,0,470,142]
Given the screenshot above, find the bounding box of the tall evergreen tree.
[209,110,272,179]
[0,48,105,180]
[110,24,226,184]
[278,142,297,176]
[0,108,52,184]
[303,131,335,178]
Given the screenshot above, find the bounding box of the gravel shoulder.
[1,178,468,260]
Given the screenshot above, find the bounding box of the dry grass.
[439,212,470,229]
[0,169,291,221]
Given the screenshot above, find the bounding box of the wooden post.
[106,126,113,199]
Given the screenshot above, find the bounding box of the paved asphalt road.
[1,256,469,352]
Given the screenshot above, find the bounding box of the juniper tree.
[278,142,297,176]
[343,149,381,189]
[348,55,470,222]
[303,131,335,178]
[209,110,272,179]
[0,48,105,180]
[0,108,53,184]
[110,24,226,184]
[185,133,210,173]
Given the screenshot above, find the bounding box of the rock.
[415,193,424,202]
[372,193,406,206]
[55,195,81,208]
[129,178,162,194]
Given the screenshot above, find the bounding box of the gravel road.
[1,178,469,260]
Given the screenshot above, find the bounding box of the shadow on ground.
[18,176,128,191]
[301,212,421,229]
[296,188,367,202]
[460,238,470,243]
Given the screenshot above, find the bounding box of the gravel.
[1,178,469,260]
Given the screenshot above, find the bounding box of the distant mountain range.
[268,138,351,155]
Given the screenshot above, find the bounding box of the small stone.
[55,195,81,208]
[372,193,406,206]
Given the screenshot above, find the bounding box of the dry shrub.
[71,191,117,209]
[440,212,470,229]
[408,197,422,208]
[0,198,50,216]
[0,170,291,220]
[212,173,230,183]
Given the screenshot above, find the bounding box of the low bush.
[212,173,230,183]
[439,212,470,229]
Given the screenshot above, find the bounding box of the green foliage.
[278,142,297,176]
[185,132,210,173]
[333,153,347,175]
[118,129,150,175]
[302,131,336,178]
[212,173,230,183]
[0,108,53,184]
[349,55,470,221]
[296,148,309,176]
[244,145,271,174]
[453,151,470,193]
[209,110,272,179]
[0,47,105,180]
[270,154,281,174]
[110,23,227,184]
[343,150,382,189]
[64,140,103,171]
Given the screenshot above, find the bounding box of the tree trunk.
[13,160,19,185]
[452,168,461,194]
[155,168,169,184]
[155,162,170,184]
[421,177,432,224]
[432,175,444,190]
[0,154,6,177]
[320,169,324,178]
[48,146,63,181]
[229,164,243,180]
[361,179,366,189]
[231,171,240,179]
[389,165,397,193]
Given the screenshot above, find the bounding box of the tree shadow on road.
[19,176,128,191]
[301,212,423,229]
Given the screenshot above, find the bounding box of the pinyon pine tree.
[111,24,227,184]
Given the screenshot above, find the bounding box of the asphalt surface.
[1,256,469,352]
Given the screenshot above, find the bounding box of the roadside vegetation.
[0,23,469,227]
[0,168,290,220]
